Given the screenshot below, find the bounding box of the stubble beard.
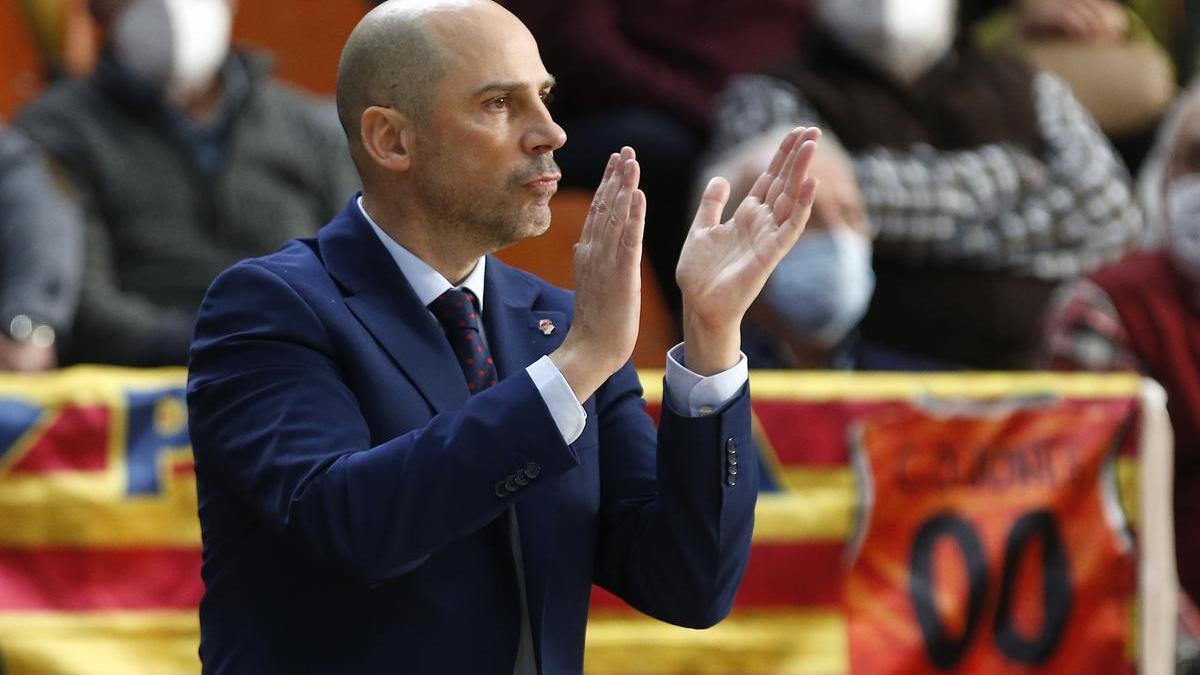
[416,150,558,254]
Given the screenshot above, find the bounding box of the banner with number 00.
[0,368,1176,674]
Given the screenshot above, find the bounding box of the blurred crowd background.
[1,0,1200,664]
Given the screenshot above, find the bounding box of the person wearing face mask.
[740,214,956,370]
[1042,83,1200,608]
[703,0,1142,369]
[13,0,359,366]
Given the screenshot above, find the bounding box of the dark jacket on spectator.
[15,50,359,366]
[0,126,83,340]
[504,0,812,133]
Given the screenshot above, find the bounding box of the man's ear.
[360,106,414,173]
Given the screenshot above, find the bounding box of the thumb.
[692,177,731,230]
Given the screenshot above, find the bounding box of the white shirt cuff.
[526,355,587,445]
[664,343,748,417]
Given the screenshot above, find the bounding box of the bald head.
[337,2,450,146]
[338,1,522,145]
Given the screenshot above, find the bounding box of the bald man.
[186,1,820,672]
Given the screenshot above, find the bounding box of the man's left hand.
[676,127,819,375]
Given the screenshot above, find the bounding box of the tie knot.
[429,288,481,333]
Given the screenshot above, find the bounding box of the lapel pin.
[537,318,555,336]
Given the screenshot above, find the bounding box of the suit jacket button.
[727,464,738,476]
[524,461,541,478]
[726,475,737,487]
[514,473,530,487]
[495,481,510,498]
[727,455,738,466]
[504,476,520,492]
[725,438,737,455]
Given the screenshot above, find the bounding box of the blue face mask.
[762,227,876,346]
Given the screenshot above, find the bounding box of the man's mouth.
[522,174,561,189]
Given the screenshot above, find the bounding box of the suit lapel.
[323,209,572,657]
[318,199,469,413]
[481,257,567,379]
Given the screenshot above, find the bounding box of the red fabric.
[1092,251,1200,603]
[504,0,812,131]
[592,540,846,611]
[0,548,203,611]
[9,405,110,474]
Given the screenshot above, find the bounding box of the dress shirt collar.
[358,196,486,312]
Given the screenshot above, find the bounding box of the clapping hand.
[551,147,646,402]
[676,127,820,374]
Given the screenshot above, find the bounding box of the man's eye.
[540,90,555,106]
[487,96,509,110]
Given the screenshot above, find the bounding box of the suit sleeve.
[590,363,757,628]
[187,261,579,584]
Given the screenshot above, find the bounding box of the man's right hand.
[550,147,646,403]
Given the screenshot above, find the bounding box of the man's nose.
[524,109,567,156]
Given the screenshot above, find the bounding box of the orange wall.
[1,0,365,120]
[0,0,46,120]
[232,0,365,96]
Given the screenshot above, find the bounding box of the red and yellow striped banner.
[0,368,1154,674]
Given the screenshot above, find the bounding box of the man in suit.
[186,1,820,673]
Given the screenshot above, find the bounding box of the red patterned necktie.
[428,288,498,393]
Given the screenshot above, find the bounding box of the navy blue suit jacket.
[186,199,757,674]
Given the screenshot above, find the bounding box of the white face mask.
[112,0,232,99]
[1167,175,1200,280]
[818,0,957,84]
[763,227,876,347]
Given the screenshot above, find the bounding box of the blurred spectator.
[967,0,1195,82]
[741,221,955,371]
[703,0,1142,368]
[501,0,813,320]
[741,223,875,368]
[15,0,359,366]
[968,0,1179,172]
[0,125,83,372]
[1042,81,1200,605]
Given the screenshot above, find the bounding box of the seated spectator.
[0,125,83,372]
[703,0,1142,368]
[1042,81,1200,606]
[741,221,954,371]
[968,0,1178,172]
[15,0,359,366]
[501,0,814,320]
[967,0,1191,81]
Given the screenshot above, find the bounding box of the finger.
[772,139,819,225]
[692,176,732,231]
[584,153,621,246]
[1058,5,1092,36]
[764,130,812,211]
[747,128,802,203]
[601,148,638,234]
[775,177,818,247]
[1080,0,1124,38]
[624,188,646,251]
[1070,7,1101,36]
[607,158,640,240]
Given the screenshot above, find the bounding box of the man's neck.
[173,74,226,125]
[361,193,481,284]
